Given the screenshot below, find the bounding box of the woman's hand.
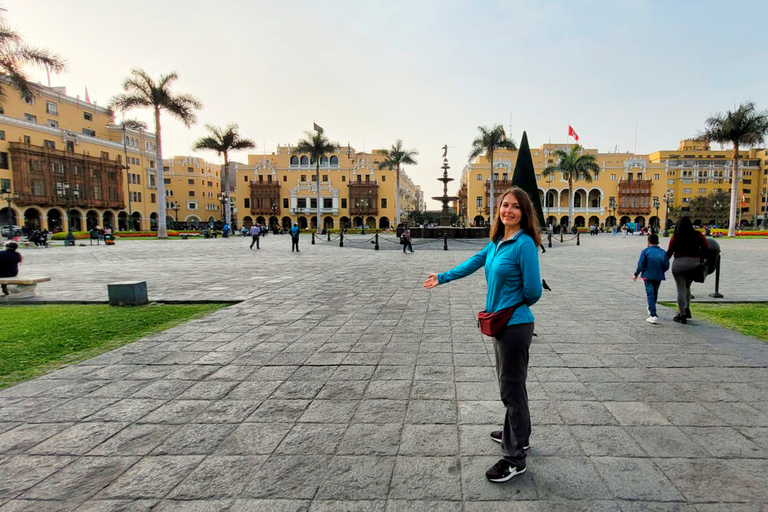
[423,273,439,289]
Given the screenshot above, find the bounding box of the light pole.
[608,197,617,227]
[271,200,277,230]
[663,190,673,233]
[653,196,660,232]
[170,201,180,228]
[0,188,18,228]
[218,192,227,226]
[62,183,78,245]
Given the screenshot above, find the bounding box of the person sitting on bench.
[0,241,23,295]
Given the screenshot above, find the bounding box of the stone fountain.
[432,157,460,227]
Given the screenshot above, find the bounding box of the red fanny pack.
[477,302,525,337]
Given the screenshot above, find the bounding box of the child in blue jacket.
[633,233,670,324]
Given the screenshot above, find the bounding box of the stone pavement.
[1,234,768,510]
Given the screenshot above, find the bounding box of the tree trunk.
[224,154,231,227]
[568,178,573,229]
[728,143,739,237]
[396,164,401,227]
[155,109,167,239]
[489,153,495,223]
[316,163,321,232]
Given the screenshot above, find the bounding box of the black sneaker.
[673,314,687,324]
[490,430,529,450]
[485,459,526,483]
[684,307,692,319]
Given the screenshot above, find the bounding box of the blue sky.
[12,0,767,207]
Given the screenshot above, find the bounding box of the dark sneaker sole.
[487,466,526,483]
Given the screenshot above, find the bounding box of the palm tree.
[0,6,66,102]
[378,140,418,227]
[110,68,202,238]
[193,124,255,227]
[542,144,600,228]
[700,102,768,236]
[468,124,517,222]
[293,129,338,231]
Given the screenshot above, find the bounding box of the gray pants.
[672,257,699,314]
[493,322,534,467]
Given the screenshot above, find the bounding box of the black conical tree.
[512,132,545,228]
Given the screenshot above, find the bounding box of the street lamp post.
[608,197,617,227]
[170,201,180,228]
[653,196,660,232]
[1,188,17,227]
[663,190,673,234]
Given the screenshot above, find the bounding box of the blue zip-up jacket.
[634,245,670,281]
[290,226,300,237]
[437,231,542,326]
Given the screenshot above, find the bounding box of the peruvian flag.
[568,125,579,142]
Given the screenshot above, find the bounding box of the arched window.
[330,156,339,167]
[320,156,329,167]
[290,156,299,167]
[300,156,309,167]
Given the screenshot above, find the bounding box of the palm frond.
[121,118,148,131]
[109,93,152,112]
[16,46,66,72]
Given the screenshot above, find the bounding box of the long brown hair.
[489,187,542,247]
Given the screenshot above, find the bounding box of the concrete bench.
[0,276,52,300]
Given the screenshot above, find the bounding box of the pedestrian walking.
[666,216,709,324]
[290,223,300,252]
[633,233,670,324]
[423,187,542,483]
[401,228,414,254]
[249,224,260,249]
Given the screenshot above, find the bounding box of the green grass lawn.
[661,302,768,342]
[0,303,228,388]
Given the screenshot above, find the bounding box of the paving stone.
[0,423,73,454]
[75,499,158,512]
[459,456,537,501]
[87,424,179,456]
[603,402,671,426]
[216,422,292,455]
[229,499,308,511]
[315,456,395,500]
[592,457,685,501]
[137,400,213,424]
[85,398,165,423]
[243,455,330,499]
[554,401,617,426]
[352,400,407,424]
[168,455,267,498]
[152,499,234,511]
[0,455,76,500]
[309,500,386,511]
[390,456,462,500]
[625,426,710,457]
[337,423,402,456]
[275,423,347,455]
[400,424,458,456]
[151,423,235,455]
[569,426,647,457]
[96,455,203,499]
[28,422,128,455]
[21,456,138,502]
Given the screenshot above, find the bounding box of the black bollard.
[327,231,331,242]
[312,231,316,245]
[577,232,580,246]
[548,231,552,248]
[443,232,448,251]
[708,254,724,298]
[375,230,379,251]
[339,231,344,247]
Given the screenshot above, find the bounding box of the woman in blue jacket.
[424,187,542,483]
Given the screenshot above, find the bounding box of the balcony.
[290,207,339,215]
[348,206,378,216]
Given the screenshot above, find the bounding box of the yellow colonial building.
[0,79,234,233]
[234,145,423,230]
[458,139,766,229]
[0,79,158,231]
[161,156,227,229]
